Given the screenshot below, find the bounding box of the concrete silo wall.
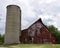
[4,5,21,44]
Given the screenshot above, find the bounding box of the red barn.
[20,18,56,44]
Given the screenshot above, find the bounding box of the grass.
[0,44,60,48]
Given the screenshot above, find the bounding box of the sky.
[0,0,60,34]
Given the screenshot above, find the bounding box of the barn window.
[36,22,42,28]
[28,30,30,35]
[28,30,35,36]
[37,29,40,35]
[29,31,32,36]
[36,26,39,28]
[32,25,36,30]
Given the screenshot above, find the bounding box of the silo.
[4,5,21,44]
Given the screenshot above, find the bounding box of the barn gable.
[28,18,43,36]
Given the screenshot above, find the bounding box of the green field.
[0,44,60,48]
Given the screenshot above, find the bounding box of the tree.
[47,25,60,43]
[0,34,4,44]
[47,25,58,36]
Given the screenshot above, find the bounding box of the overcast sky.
[0,0,60,34]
